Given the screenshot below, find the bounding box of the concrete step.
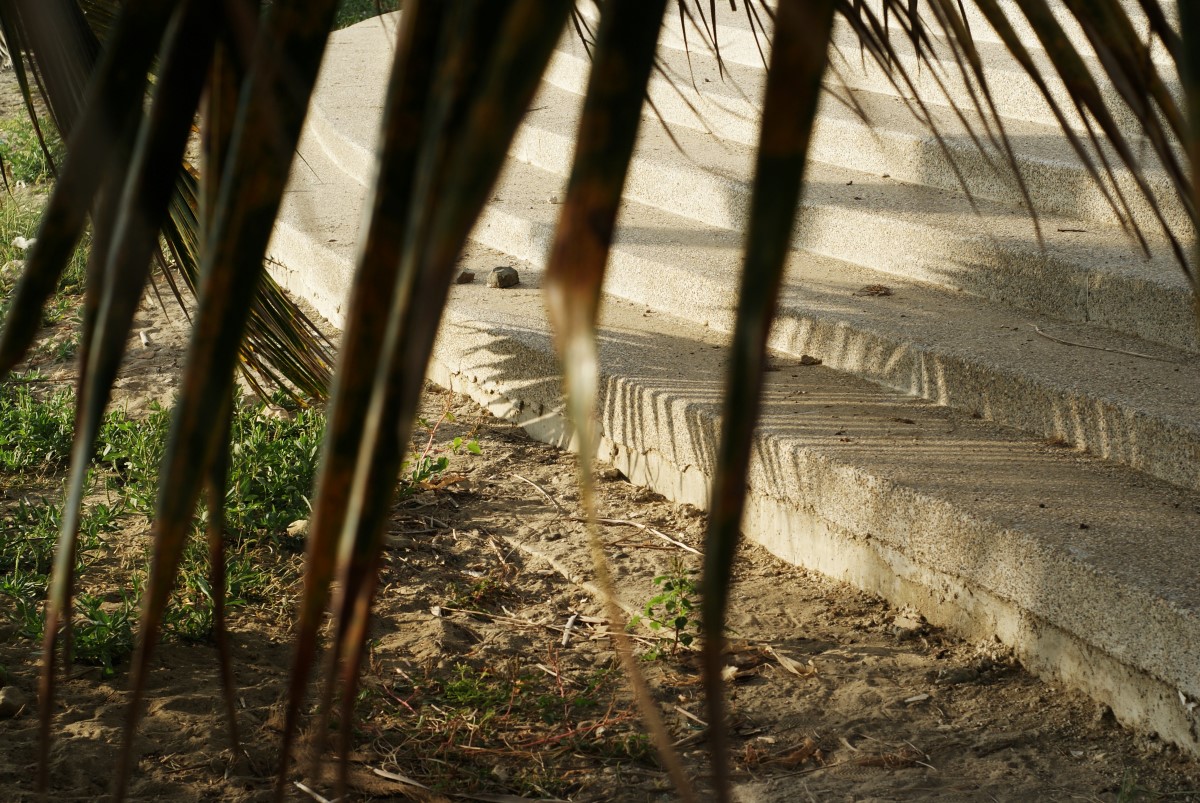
[430,244,1200,767]
[267,12,1200,763]
[269,149,1200,759]
[510,81,1197,354]
[938,0,1178,64]
[824,22,1184,146]
[277,78,1200,505]
[266,124,361,330]
[473,156,1200,494]
[307,49,1197,356]
[548,33,1189,237]
[771,1,1180,69]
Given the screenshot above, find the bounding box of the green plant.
[0,380,74,472]
[405,408,481,492]
[334,0,400,29]
[72,590,136,677]
[0,192,90,327]
[0,115,63,186]
[631,558,700,658]
[0,563,48,638]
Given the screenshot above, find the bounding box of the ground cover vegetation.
[0,0,1196,800]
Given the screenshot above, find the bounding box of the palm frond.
[278,2,446,793]
[115,0,343,793]
[698,3,836,798]
[545,1,694,798]
[313,4,575,796]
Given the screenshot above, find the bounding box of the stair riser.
[266,221,353,329]
[510,121,1198,353]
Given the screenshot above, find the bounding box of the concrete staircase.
[267,7,1200,757]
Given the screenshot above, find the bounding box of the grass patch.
[0,384,478,674]
[0,114,63,186]
[0,391,326,672]
[335,0,400,29]
[362,657,649,797]
[0,378,75,473]
[0,189,90,328]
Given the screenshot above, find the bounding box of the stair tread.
[547,33,1187,234]
[648,4,1183,143]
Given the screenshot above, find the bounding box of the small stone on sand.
[488,266,519,288]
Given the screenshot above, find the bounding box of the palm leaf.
[0,0,178,379]
[200,12,252,760]
[1008,0,1190,269]
[0,0,335,399]
[699,2,836,799]
[543,1,695,799]
[313,4,575,795]
[1183,1,1200,312]
[277,2,446,793]
[115,0,343,796]
[306,1,516,782]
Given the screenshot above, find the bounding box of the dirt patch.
[2,67,1200,803]
[1,281,1198,802]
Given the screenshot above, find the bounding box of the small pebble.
[547,194,559,204]
[455,269,475,284]
[488,266,519,289]
[599,467,623,481]
[0,686,27,718]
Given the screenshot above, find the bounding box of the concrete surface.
[267,8,1200,759]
